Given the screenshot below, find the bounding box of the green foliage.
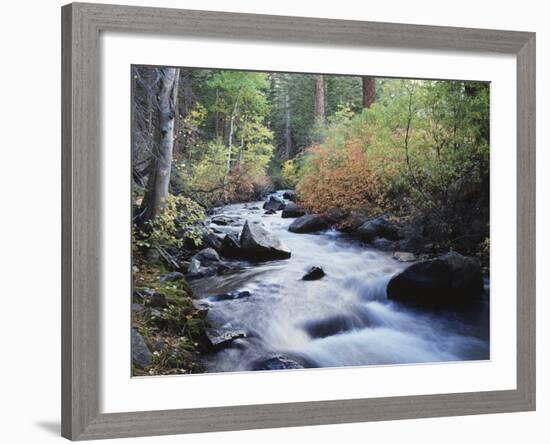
[178,71,275,205]
[296,79,490,231]
[134,194,205,251]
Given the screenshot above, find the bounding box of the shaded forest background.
[132,66,489,261]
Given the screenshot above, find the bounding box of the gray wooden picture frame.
[61,2,536,440]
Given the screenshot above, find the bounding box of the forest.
[131,66,490,376]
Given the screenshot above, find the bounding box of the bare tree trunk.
[237,115,247,166]
[362,76,376,108]
[140,67,180,223]
[226,101,238,177]
[284,91,291,159]
[314,75,325,122]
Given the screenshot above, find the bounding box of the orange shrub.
[297,142,387,214]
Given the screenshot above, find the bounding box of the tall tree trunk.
[226,101,238,177]
[140,67,180,224]
[237,115,247,166]
[362,76,376,108]
[314,75,325,122]
[284,91,292,159]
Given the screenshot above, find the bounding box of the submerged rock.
[302,313,367,339]
[357,217,400,242]
[264,208,277,215]
[250,355,304,371]
[281,202,307,218]
[263,196,285,211]
[240,221,291,260]
[208,290,252,302]
[132,329,152,368]
[387,251,483,308]
[302,266,325,281]
[288,214,329,233]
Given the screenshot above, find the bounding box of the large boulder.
[288,214,329,233]
[336,213,368,233]
[358,217,400,242]
[322,208,348,225]
[263,196,285,211]
[387,251,484,308]
[281,202,307,218]
[220,234,244,259]
[240,221,291,260]
[132,329,152,369]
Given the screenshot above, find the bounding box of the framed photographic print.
[61,2,535,440]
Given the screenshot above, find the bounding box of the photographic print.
[131,66,490,376]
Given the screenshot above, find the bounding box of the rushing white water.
[190,191,490,373]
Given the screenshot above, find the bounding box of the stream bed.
[190,192,490,373]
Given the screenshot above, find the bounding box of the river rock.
[387,251,483,308]
[281,202,307,218]
[192,300,210,318]
[186,258,202,277]
[281,205,303,218]
[240,221,291,260]
[201,231,223,252]
[264,208,276,215]
[220,234,244,258]
[303,313,367,339]
[282,190,297,201]
[357,217,400,242]
[144,292,167,308]
[336,213,368,233]
[302,266,325,281]
[208,290,251,302]
[370,237,397,251]
[250,355,304,371]
[322,208,348,224]
[263,196,285,211]
[192,248,221,264]
[288,214,329,233]
[204,328,246,351]
[392,251,417,262]
[160,271,184,282]
[132,329,152,368]
[211,215,233,226]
